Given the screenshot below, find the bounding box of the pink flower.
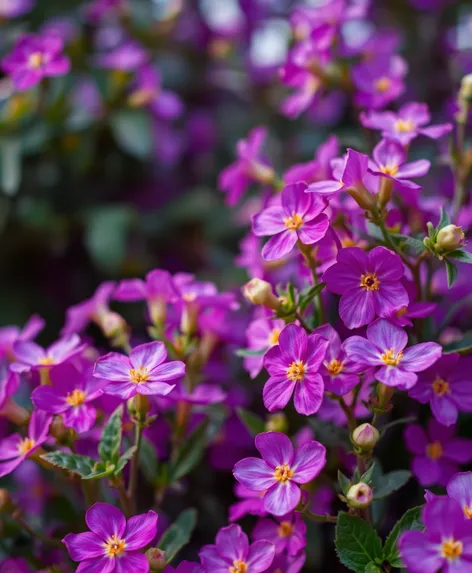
[307,148,369,196]
[62,281,115,335]
[243,317,285,379]
[252,182,329,261]
[11,334,85,373]
[233,431,326,516]
[253,512,306,556]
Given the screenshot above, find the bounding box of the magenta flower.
[97,40,148,71]
[62,281,115,335]
[360,101,453,146]
[94,341,185,399]
[0,365,19,411]
[129,65,183,120]
[323,247,408,329]
[2,33,70,91]
[63,503,157,573]
[447,472,472,519]
[368,139,430,190]
[253,513,306,556]
[344,318,441,389]
[307,148,368,196]
[32,364,106,433]
[252,182,329,261]
[199,524,275,573]
[243,317,285,379]
[229,485,267,522]
[266,551,305,573]
[0,314,44,361]
[409,354,472,426]
[0,0,33,18]
[262,324,329,415]
[352,55,407,109]
[405,419,472,486]
[233,431,326,516]
[399,498,472,573]
[284,135,339,185]
[164,563,203,573]
[11,334,85,373]
[219,127,274,206]
[313,324,364,396]
[0,409,52,478]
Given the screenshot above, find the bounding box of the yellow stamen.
[360,273,380,291]
[17,437,35,455]
[426,440,443,460]
[380,348,403,367]
[104,535,126,557]
[268,328,280,345]
[396,306,408,317]
[326,359,344,376]
[432,377,450,397]
[277,521,293,538]
[274,463,294,483]
[66,389,87,407]
[28,52,43,69]
[395,118,415,133]
[129,366,150,384]
[375,77,391,93]
[229,560,248,573]
[38,356,54,365]
[464,505,472,519]
[182,292,197,302]
[441,538,463,560]
[283,213,303,231]
[379,164,399,177]
[286,360,306,382]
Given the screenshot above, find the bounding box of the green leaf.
[383,506,424,568]
[443,331,472,355]
[438,207,451,230]
[99,405,123,464]
[115,445,137,475]
[110,110,154,159]
[234,348,267,358]
[391,234,426,256]
[335,512,383,573]
[360,462,376,485]
[169,422,208,482]
[158,508,197,564]
[364,564,381,573]
[299,282,326,312]
[373,470,411,499]
[139,438,159,484]
[236,408,265,436]
[41,452,112,480]
[445,259,458,288]
[0,138,21,196]
[338,470,351,495]
[447,250,472,264]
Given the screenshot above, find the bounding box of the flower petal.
[278,324,307,363]
[376,365,417,389]
[412,456,441,486]
[233,458,275,491]
[199,545,232,573]
[293,375,324,416]
[31,386,67,414]
[263,376,295,412]
[115,552,150,573]
[130,341,167,371]
[339,289,375,329]
[255,432,294,468]
[261,231,298,261]
[148,361,185,382]
[85,503,126,541]
[94,353,131,382]
[292,441,326,483]
[343,335,382,367]
[431,395,458,427]
[215,524,248,563]
[296,215,329,245]
[103,382,138,400]
[398,531,443,573]
[76,557,117,573]
[405,424,428,455]
[252,206,286,236]
[401,343,442,372]
[366,319,407,353]
[125,510,158,550]
[263,481,300,516]
[281,182,311,218]
[136,381,175,397]
[63,532,105,561]
[0,434,22,460]
[247,540,276,573]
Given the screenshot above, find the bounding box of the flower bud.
[460,74,472,102]
[100,311,128,338]
[346,483,373,509]
[266,413,288,433]
[243,279,281,311]
[346,185,376,212]
[146,547,166,571]
[352,423,380,451]
[436,225,465,253]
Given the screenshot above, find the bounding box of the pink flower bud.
[346,483,373,509]
[145,548,166,571]
[352,423,380,450]
[243,279,281,310]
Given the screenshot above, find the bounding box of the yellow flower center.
[129,366,150,384]
[182,292,197,302]
[441,538,463,560]
[380,348,403,367]
[395,118,415,133]
[17,437,35,455]
[28,52,44,69]
[432,377,450,397]
[426,440,443,460]
[229,560,248,573]
[379,164,399,177]
[326,359,344,376]
[66,389,87,407]
[277,521,293,537]
[283,212,303,231]
[375,77,391,93]
[360,273,380,291]
[128,88,157,107]
[274,463,294,483]
[38,356,55,365]
[464,505,472,519]
[268,328,281,345]
[286,360,306,381]
[396,306,408,317]
[104,535,126,558]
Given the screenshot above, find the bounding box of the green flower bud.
[436,225,465,253]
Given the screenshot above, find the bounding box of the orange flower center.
[395,119,415,133]
[268,328,281,345]
[274,463,294,483]
[375,77,391,93]
[464,505,472,519]
[283,212,303,231]
[66,389,87,407]
[426,440,443,460]
[277,521,293,537]
[17,437,35,455]
[326,359,344,376]
[38,356,54,365]
[28,52,44,69]
[380,348,403,366]
[432,377,450,397]
[104,535,126,557]
[229,560,248,573]
[129,366,150,384]
[441,538,463,560]
[360,273,380,291]
[379,164,399,177]
[286,360,306,381]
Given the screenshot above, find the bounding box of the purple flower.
[62,281,115,335]
[0,558,31,573]
[253,513,306,556]
[164,563,203,573]
[262,324,329,415]
[405,419,472,486]
[12,334,85,373]
[0,314,44,361]
[199,524,275,573]
[0,366,19,411]
[399,498,472,573]
[243,317,285,379]
[266,551,305,573]
[323,247,408,329]
[360,101,453,146]
[219,127,275,206]
[0,409,52,478]
[97,40,148,71]
[233,431,326,516]
[129,65,183,120]
[344,318,441,388]
[368,139,430,190]
[2,33,70,91]
[229,485,267,522]
[252,182,329,261]
[63,502,157,573]
[313,324,364,395]
[409,354,472,426]
[31,364,106,433]
[447,472,472,519]
[0,0,33,18]
[93,341,185,399]
[307,148,369,196]
[352,55,407,109]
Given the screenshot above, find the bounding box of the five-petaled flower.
[233,431,326,516]
[11,333,85,373]
[253,512,307,556]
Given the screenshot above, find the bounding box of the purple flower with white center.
[2,33,70,91]
[11,334,85,373]
[63,502,157,573]
[360,101,453,146]
[352,55,407,109]
[219,127,275,206]
[344,318,441,389]
[262,324,329,415]
[252,182,329,261]
[313,324,363,396]
[129,65,183,120]
[97,40,148,71]
[447,472,472,520]
[0,0,33,18]
[199,523,275,573]
[0,314,44,361]
[229,485,267,522]
[243,317,285,379]
[233,431,326,516]
[31,364,106,433]
[62,281,115,335]
[399,497,472,573]
[164,563,203,573]
[322,246,409,329]
[0,409,52,478]
[409,354,472,426]
[368,138,430,190]
[405,419,472,486]
[93,341,185,400]
[253,513,306,556]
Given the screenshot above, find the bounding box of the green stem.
[303,509,337,524]
[127,422,144,514]
[12,511,64,549]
